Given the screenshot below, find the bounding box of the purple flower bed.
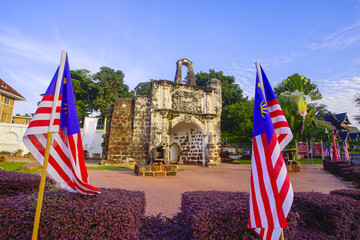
[292,192,360,239]
[0,188,145,239]
[330,188,360,201]
[0,169,56,197]
[176,191,262,239]
[140,215,182,239]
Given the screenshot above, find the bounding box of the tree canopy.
[354,94,360,125]
[274,74,322,139]
[134,81,151,96]
[195,69,244,107]
[70,67,133,126]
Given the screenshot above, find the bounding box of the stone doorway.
[170,122,205,165]
[169,143,180,164]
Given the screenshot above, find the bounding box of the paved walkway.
[87,163,347,217]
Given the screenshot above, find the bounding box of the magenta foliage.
[0,188,145,239]
[0,169,56,197]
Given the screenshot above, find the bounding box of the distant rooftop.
[0,78,26,101]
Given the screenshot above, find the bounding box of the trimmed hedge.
[0,188,146,239]
[0,169,56,197]
[330,188,360,201]
[292,192,360,239]
[140,215,181,239]
[173,191,360,240]
[176,191,263,239]
[323,159,360,186]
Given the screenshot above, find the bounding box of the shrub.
[330,188,360,201]
[140,215,181,239]
[352,168,360,186]
[0,169,56,197]
[0,188,146,239]
[174,191,300,240]
[292,192,360,239]
[176,191,260,239]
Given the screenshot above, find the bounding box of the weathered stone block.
[155,171,165,177]
[166,171,177,176]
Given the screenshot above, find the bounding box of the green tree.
[302,122,332,142]
[221,99,254,147]
[71,69,98,126]
[134,81,151,95]
[92,67,133,123]
[354,94,360,124]
[308,103,332,120]
[274,74,322,137]
[195,69,244,107]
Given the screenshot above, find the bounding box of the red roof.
[0,78,25,100]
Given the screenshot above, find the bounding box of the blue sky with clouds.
[1,1,360,126]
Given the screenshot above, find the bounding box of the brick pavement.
[87,163,347,217]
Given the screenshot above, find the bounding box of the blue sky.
[1,1,360,127]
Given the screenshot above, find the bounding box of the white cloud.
[310,22,360,50]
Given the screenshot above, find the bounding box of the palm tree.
[274,74,322,137]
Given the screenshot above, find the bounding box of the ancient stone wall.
[105,96,149,164]
[103,59,222,167]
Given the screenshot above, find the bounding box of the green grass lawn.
[233,158,323,165]
[298,158,323,165]
[0,161,127,173]
[86,165,127,170]
[233,159,251,164]
[0,162,28,171]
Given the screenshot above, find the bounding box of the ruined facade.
[102,59,222,166]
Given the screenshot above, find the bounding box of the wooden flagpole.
[280,229,285,240]
[32,50,67,240]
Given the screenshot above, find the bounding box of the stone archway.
[169,121,204,165]
[174,58,195,85]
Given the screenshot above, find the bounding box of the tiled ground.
[87,163,347,217]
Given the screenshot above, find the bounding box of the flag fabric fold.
[23,54,100,195]
[249,63,294,240]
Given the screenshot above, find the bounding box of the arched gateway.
[103,59,222,167]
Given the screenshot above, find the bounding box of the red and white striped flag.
[249,63,293,240]
[332,131,339,161]
[23,53,100,195]
[344,142,350,161]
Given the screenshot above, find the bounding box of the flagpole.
[255,61,266,99]
[32,50,67,240]
[280,229,285,240]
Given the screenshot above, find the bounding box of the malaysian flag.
[23,53,100,195]
[249,63,293,240]
[337,142,341,160]
[323,146,329,157]
[332,131,339,161]
[344,142,350,161]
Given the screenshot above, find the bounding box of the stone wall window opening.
[174,58,195,86]
[181,65,192,84]
[1,113,7,123]
[4,97,10,105]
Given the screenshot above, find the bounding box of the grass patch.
[0,162,27,171]
[234,159,251,164]
[86,165,127,170]
[298,158,323,165]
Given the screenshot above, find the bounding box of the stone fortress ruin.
[102,59,222,168]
